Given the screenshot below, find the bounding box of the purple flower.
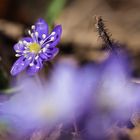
[85,49,140,139]
[0,58,98,137]
[10,18,62,76]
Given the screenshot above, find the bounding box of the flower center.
[28,43,41,53]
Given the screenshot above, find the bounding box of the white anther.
[35,55,39,60]
[42,34,46,39]
[51,32,56,35]
[19,40,23,44]
[15,54,21,57]
[23,41,29,45]
[16,50,21,53]
[28,56,32,60]
[24,46,28,49]
[42,47,47,52]
[29,63,34,66]
[39,50,42,54]
[23,50,29,54]
[46,44,50,48]
[50,37,55,41]
[23,41,26,44]
[28,30,31,35]
[36,66,40,69]
[40,40,44,45]
[35,32,39,37]
[31,25,35,30]
[30,33,34,38]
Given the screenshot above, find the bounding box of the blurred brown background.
[0,0,140,87]
[0,0,140,48]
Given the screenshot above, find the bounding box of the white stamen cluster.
[15,24,57,68]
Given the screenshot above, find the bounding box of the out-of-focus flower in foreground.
[86,48,140,139]
[10,18,62,76]
[0,58,97,137]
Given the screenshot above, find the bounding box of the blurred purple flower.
[0,58,98,137]
[10,18,62,76]
[2,42,140,139]
[85,49,140,139]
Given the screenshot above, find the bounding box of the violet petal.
[35,18,49,40]
[10,54,33,76]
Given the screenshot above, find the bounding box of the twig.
[95,16,113,50]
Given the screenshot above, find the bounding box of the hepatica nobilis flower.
[0,59,87,134]
[10,18,62,76]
